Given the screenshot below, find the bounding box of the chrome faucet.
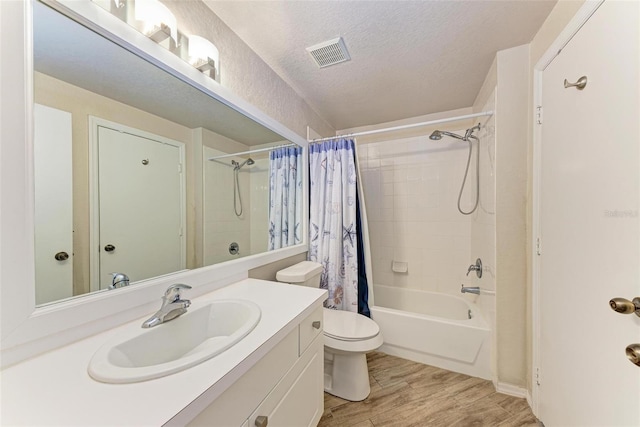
[461,285,481,295]
[142,284,192,328]
[466,258,483,278]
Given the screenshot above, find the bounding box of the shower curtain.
[268,146,303,250]
[309,138,369,314]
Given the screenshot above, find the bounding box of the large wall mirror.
[32,0,306,306]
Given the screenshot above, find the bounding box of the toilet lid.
[323,308,379,341]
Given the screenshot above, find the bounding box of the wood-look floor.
[319,352,540,427]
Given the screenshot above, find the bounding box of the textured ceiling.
[205,0,557,129]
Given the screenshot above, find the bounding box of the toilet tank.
[276,261,323,288]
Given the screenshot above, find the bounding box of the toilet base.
[324,350,371,401]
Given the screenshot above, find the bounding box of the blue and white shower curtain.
[268,146,303,250]
[309,139,358,312]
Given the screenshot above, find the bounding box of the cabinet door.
[249,336,323,427]
[185,330,298,427]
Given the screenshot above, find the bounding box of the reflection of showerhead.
[232,158,255,170]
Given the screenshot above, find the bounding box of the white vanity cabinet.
[185,306,324,427]
[0,280,327,426]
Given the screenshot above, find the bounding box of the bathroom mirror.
[32,0,305,305]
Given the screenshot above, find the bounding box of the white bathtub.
[371,284,492,379]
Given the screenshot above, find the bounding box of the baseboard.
[526,390,533,409]
[494,381,528,398]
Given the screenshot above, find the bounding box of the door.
[538,1,640,425]
[96,124,185,289]
[34,104,73,304]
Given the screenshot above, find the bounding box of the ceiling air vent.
[306,37,351,68]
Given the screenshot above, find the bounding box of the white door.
[34,104,73,305]
[538,1,640,425]
[96,125,185,289]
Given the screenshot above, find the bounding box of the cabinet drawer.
[299,305,323,356]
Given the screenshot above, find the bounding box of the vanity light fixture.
[188,35,219,80]
[134,0,177,44]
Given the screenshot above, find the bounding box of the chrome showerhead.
[430,130,465,141]
[430,124,481,142]
[429,130,443,140]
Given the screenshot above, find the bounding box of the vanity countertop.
[0,279,326,426]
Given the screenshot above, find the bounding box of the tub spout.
[461,285,480,295]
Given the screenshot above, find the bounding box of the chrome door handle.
[626,344,640,367]
[563,75,587,90]
[255,415,268,427]
[609,297,640,317]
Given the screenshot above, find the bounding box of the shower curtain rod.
[207,143,297,161]
[309,110,494,143]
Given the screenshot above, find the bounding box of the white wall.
[469,88,497,379]
[494,45,530,388]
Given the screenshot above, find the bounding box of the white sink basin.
[88,299,261,383]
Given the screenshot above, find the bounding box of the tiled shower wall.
[357,105,496,300]
[203,147,271,265]
[357,136,474,297]
[203,146,251,265]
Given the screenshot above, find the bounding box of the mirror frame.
[0,0,308,367]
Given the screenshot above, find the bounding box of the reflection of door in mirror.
[91,119,186,290]
[34,104,73,305]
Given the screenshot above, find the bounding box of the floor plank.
[319,352,540,427]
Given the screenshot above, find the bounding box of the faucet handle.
[164,284,192,301]
[109,272,130,290]
[466,258,483,278]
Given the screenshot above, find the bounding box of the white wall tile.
[358,131,495,300]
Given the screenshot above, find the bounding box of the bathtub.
[370,284,492,379]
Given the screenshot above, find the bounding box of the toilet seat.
[323,308,380,341]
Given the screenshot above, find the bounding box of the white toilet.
[276,261,383,401]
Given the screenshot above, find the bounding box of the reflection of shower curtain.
[309,138,363,312]
[268,146,303,250]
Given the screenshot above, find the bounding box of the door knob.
[255,415,268,427]
[54,251,69,261]
[626,344,640,367]
[104,244,116,252]
[609,297,640,317]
